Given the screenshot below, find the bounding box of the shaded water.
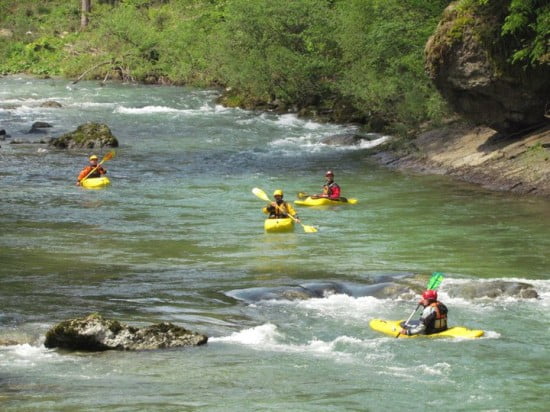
[1,76,549,411]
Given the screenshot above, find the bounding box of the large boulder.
[425,2,550,134]
[50,122,119,149]
[44,314,208,351]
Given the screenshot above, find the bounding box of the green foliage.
[16,0,550,134]
[502,0,550,65]
[334,0,449,129]
[215,0,339,107]
[458,0,549,65]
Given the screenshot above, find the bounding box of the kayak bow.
[81,176,110,189]
[264,218,295,233]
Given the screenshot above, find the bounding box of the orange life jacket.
[78,165,106,181]
[427,301,448,333]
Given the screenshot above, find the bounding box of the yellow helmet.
[89,155,98,160]
[273,189,283,197]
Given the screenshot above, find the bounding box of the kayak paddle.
[80,150,115,183]
[297,191,358,204]
[396,272,445,338]
[252,187,318,233]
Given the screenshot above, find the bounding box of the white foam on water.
[380,362,454,383]
[73,102,117,109]
[0,343,60,367]
[356,135,392,149]
[114,105,185,114]
[211,323,384,363]
[269,133,327,152]
[269,293,390,322]
[112,103,235,117]
[210,323,282,345]
[269,132,391,153]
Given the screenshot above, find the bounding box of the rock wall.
[425,2,550,134]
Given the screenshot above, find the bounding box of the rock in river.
[49,122,119,149]
[44,313,208,351]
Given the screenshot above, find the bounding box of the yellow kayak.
[294,196,357,206]
[369,319,484,339]
[264,218,294,233]
[81,176,110,189]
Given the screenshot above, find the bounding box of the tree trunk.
[81,0,91,28]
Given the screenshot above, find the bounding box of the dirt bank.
[373,123,550,197]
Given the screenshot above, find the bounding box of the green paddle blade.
[426,272,444,290]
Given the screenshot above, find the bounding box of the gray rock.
[447,280,538,299]
[49,122,119,149]
[425,3,549,134]
[29,121,53,133]
[44,313,208,351]
[39,101,62,108]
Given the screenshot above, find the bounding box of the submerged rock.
[29,121,53,133]
[44,314,208,351]
[49,122,119,149]
[447,281,538,299]
[39,100,62,108]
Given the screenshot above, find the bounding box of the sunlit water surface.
[1,77,549,411]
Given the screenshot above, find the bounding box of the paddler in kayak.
[263,189,300,222]
[76,154,107,186]
[311,170,341,200]
[400,290,448,336]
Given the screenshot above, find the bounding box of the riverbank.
[373,122,550,197]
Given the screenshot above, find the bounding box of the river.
[1,76,549,411]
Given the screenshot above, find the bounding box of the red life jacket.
[322,181,341,199]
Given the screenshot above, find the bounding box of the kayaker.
[312,170,341,200]
[400,290,448,336]
[76,154,107,185]
[263,189,300,221]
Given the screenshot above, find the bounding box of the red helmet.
[422,290,438,301]
[325,170,334,177]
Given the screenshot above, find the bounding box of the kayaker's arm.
[401,307,436,336]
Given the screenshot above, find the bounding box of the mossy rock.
[50,122,119,149]
[44,313,208,352]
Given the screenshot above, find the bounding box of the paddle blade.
[346,198,358,204]
[103,150,115,162]
[252,187,270,202]
[297,192,309,199]
[302,224,318,233]
[427,272,444,290]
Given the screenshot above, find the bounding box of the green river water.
[1,76,549,411]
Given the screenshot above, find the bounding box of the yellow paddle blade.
[346,198,358,204]
[252,187,270,202]
[297,192,309,199]
[302,224,318,233]
[103,150,115,162]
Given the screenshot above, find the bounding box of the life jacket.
[322,181,341,199]
[426,301,448,334]
[264,201,296,219]
[78,165,106,181]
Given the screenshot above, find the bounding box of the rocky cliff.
[425,1,549,135]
